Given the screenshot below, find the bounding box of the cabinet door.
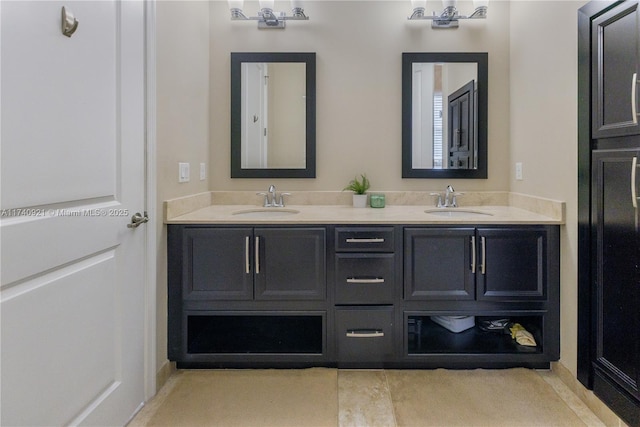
[592,149,640,401]
[476,228,547,301]
[404,228,475,300]
[592,1,640,138]
[184,228,253,300]
[254,228,326,300]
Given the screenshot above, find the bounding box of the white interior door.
[0,1,147,425]
[241,62,268,168]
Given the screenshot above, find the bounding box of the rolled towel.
[509,323,537,347]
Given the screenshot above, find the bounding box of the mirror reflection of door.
[240,62,306,170]
[411,62,477,170]
[241,63,268,168]
[448,80,475,169]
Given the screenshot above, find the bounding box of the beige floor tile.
[537,370,606,427]
[338,370,397,427]
[130,368,607,427]
[385,368,588,427]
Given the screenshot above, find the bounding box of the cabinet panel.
[335,253,395,304]
[404,228,475,300]
[185,228,253,300]
[592,1,640,138]
[592,149,640,400]
[477,228,547,301]
[255,228,326,300]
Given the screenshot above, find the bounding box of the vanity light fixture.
[409,0,488,29]
[229,0,308,29]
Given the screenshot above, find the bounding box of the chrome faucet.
[257,185,290,207]
[445,185,455,207]
[269,185,276,205]
[430,185,459,208]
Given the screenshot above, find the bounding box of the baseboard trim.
[552,362,627,426]
[155,360,176,394]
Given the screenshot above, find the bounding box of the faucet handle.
[279,192,291,207]
[256,192,269,207]
[430,192,444,208]
[450,192,463,208]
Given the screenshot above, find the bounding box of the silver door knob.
[127,212,149,228]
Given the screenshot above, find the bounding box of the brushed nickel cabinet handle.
[346,238,385,243]
[346,278,385,284]
[480,236,486,275]
[255,236,260,274]
[632,156,638,209]
[346,329,384,338]
[633,73,639,125]
[245,236,250,274]
[470,235,476,273]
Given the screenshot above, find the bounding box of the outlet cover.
[200,163,206,181]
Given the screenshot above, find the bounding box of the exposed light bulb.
[411,0,427,9]
[442,0,457,9]
[259,0,275,10]
[228,0,244,10]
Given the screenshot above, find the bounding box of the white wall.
[156,0,210,375]
[209,0,511,192]
[509,0,587,377]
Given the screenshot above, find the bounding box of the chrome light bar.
[409,0,488,29]
[229,0,308,29]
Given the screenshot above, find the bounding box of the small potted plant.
[344,174,370,208]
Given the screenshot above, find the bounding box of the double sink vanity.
[166,191,563,369]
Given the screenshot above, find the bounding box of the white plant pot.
[352,194,368,208]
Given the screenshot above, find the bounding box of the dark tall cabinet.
[579,2,640,425]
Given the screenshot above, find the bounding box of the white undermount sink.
[232,208,300,218]
[424,208,493,217]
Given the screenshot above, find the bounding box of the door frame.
[143,0,158,402]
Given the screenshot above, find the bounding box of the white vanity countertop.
[165,192,564,225]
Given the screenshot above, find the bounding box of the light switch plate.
[179,162,190,183]
[515,162,523,181]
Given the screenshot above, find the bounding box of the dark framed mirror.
[231,52,316,178]
[402,52,488,178]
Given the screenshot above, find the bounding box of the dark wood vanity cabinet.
[404,227,551,301]
[168,223,559,369]
[333,227,400,367]
[579,2,640,424]
[168,225,327,365]
[181,226,325,301]
[403,225,559,368]
[591,0,640,139]
[591,149,640,422]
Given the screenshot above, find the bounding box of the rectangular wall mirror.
[402,52,488,179]
[231,52,316,178]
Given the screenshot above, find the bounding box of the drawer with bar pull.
[335,253,395,304]
[335,306,395,363]
[335,227,395,252]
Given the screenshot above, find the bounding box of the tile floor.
[131,368,608,427]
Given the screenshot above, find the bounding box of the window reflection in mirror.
[402,53,488,179]
[231,52,316,178]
